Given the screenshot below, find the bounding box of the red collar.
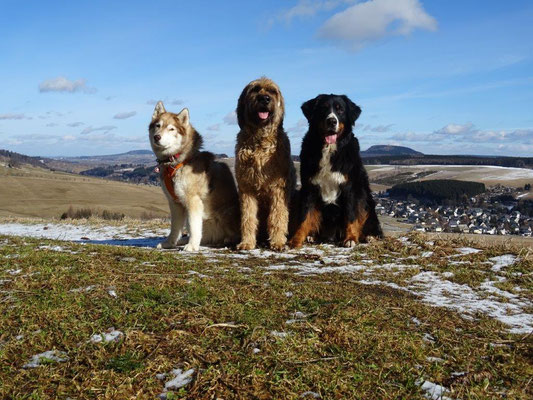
[156,152,182,165]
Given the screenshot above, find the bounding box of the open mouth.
[258,111,270,120]
[324,133,338,144]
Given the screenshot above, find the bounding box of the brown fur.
[288,208,322,248]
[149,102,240,251]
[234,77,296,250]
[344,207,368,246]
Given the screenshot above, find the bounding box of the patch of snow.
[441,272,454,278]
[252,348,261,354]
[417,379,452,400]
[411,317,421,326]
[300,391,321,398]
[284,291,294,298]
[187,270,209,278]
[410,271,533,334]
[23,350,69,368]
[421,252,434,258]
[423,333,436,344]
[426,356,444,363]
[7,269,22,275]
[90,328,123,343]
[271,330,290,338]
[70,285,96,293]
[108,289,118,298]
[454,247,481,256]
[164,368,195,390]
[451,371,466,378]
[489,255,517,272]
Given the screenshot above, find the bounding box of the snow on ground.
[417,379,452,400]
[22,350,69,368]
[1,221,531,335]
[89,328,124,343]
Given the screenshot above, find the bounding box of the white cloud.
[435,122,474,135]
[223,111,238,125]
[39,76,96,94]
[0,113,28,120]
[113,111,137,120]
[287,118,309,136]
[319,0,437,50]
[80,125,117,135]
[390,124,533,148]
[46,123,59,127]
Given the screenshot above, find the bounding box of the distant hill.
[0,149,52,170]
[361,145,423,157]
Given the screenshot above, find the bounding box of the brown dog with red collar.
[149,101,240,251]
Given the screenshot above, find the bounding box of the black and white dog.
[289,94,383,248]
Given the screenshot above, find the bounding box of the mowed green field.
[0,165,168,219]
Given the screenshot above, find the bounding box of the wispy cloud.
[113,111,137,120]
[146,98,184,106]
[39,76,96,94]
[223,111,237,125]
[361,123,394,133]
[0,113,28,120]
[80,125,117,135]
[390,123,533,147]
[272,0,353,25]
[319,0,437,50]
[67,122,84,127]
[207,123,221,132]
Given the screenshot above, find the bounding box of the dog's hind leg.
[183,196,203,252]
[158,201,185,249]
[237,191,258,250]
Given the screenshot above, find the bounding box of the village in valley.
[375,184,533,237]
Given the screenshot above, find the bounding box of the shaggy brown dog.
[235,77,296,251]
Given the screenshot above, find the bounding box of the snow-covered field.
[1,221,531,336]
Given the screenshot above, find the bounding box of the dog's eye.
[168,126,176,131]
[155,122,162,128]
[335,104,344,113]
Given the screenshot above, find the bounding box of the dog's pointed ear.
[301,96,320,122]
[152,101,166,120]
[177,108,190,126]
[342,95,361,126]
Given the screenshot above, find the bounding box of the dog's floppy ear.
[152,101,166,120]
[236,84,249,128]
[301,95,321,122]
[176,108,190,126]
[342,95,361,126]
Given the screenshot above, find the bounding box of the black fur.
[294,94,383,244]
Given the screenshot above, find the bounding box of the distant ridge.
[361,145,423,157]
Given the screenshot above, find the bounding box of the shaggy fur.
[235,77,296,251]
[149,101,240,251]
[289,94,383,248]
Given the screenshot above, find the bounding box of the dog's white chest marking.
[311,144,346,205]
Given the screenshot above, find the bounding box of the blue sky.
[0,0,532,157]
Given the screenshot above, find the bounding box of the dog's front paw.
[343,239,357,248]
[288,237,303,249]
[182,243,200,252]
[236,241,255,251]
[269,238,287,252]
[157,240,176,249]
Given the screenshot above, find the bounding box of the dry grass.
[0,232,531,399]
[0,165,168,219]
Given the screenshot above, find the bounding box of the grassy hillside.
[0,230,531,399]
[0,165,168,219]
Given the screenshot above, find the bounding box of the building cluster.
[376,186,532,237]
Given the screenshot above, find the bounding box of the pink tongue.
[258,112,269,120]
[325,134,337,144]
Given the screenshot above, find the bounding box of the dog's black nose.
[154,134,161,142]
[326,117,337,127]
[258,94,271,104]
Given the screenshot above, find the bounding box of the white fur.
[327,112,339,132]
[311,144,346,205]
